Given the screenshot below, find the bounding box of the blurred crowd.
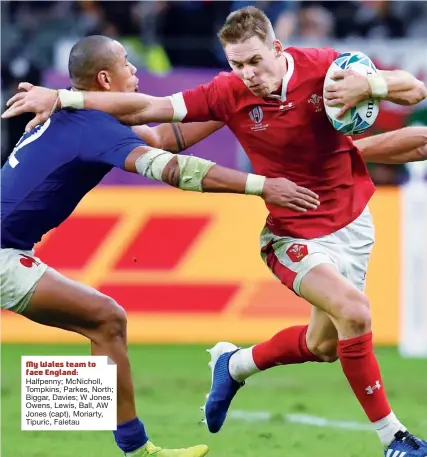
[2,1,427,70]
[2,0,427,183]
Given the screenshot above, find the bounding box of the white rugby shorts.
[0,248,48,314]
[260,206,375,295]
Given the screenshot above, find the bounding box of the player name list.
[22,356,117,430]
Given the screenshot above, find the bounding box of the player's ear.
[97,70,111,90]
[273,40,283,58]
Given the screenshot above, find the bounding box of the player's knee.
[335,290,371,335]
[95,297,127,342]
[308,339,338,363]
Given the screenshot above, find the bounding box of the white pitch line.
[230,410,372,431]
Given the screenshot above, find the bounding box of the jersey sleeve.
[170,74,230,123]
[79,112,146,169]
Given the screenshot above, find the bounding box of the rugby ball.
[324,52,380,135]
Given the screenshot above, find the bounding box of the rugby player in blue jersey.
[0,35,322,457]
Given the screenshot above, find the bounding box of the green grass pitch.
[1,344,426,457]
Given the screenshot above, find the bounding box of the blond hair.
[218,6,276,47]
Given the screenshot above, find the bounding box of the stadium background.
[1,2,427,457]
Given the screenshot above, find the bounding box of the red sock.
[338,332,391,422]
[252,325,322,370]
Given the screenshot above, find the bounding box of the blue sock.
[113,417,149,453]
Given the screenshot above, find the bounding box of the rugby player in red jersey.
[3,7,427,456]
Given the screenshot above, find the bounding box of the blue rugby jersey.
[1,109,146,250]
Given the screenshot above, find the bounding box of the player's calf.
[300,265,409,449]
[218,324,335,385]
[87,300,138,425]
[200,326,333,433]
[23,269,144,446]
[306,338,338,363]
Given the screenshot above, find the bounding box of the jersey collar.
[267,51,295,102]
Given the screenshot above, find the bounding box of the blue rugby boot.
[384,431,427,457]
[200,342,244,433]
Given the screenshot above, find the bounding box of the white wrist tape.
[58,89,84,109]
[135,148,215,192]
[168,93,187,122]
[367,75,388,99]
[245,173,266,196]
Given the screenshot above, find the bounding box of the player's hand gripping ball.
[324,52,380,135]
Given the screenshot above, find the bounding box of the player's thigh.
[0,248,48,314]
[299,263,371,329]
[306,307,338,361]
[260,227,338,296]
[24,268,126,336]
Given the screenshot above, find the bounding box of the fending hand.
[2,82,58,132]
[262,177,320,212]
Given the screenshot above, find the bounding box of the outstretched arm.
[77,92,174,124]
[3,80,222,132]
[124,146,320,213]
[355,127,427,164]
[1,83,177,131]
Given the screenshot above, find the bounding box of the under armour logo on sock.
[365,380,381,395]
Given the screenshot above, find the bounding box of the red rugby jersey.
[173,47,375,239]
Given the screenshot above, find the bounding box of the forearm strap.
[135,148,215,192]
[176,155,215,192]
[135,148,175,181]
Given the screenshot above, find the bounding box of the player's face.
[107,42,139,93]
[225,36,284,97]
